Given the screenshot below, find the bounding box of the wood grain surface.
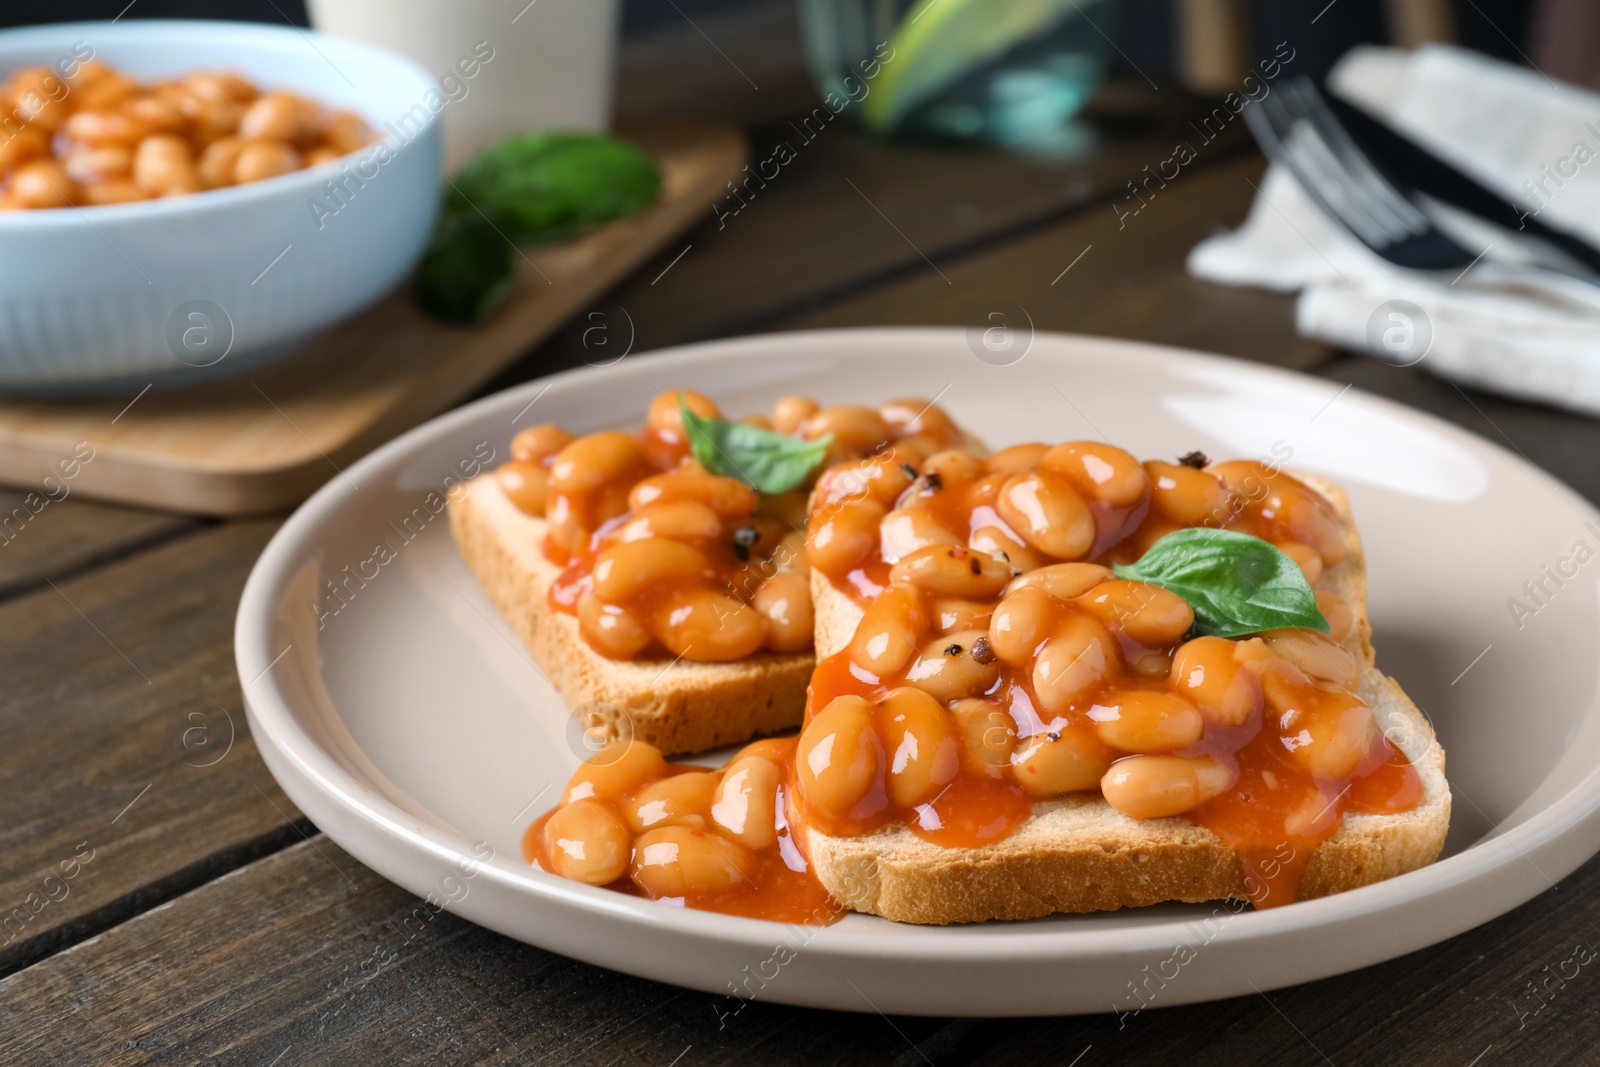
[1,7,1595,1065]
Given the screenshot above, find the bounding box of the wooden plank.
[967,857,1600,1065]
[0,487,193,601]
[579,88,1260,358]
[0,521,301,977]
[0,122,746,517]
[777,153,1329,370]
[0,838,970,1066]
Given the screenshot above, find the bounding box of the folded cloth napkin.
[1189,44,1600,415]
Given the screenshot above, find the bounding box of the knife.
[1324,90,1600,275]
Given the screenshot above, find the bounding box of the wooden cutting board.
[0,120,744,516]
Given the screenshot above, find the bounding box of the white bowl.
[0,20,442,392]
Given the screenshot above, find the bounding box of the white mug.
[306,0,620,170]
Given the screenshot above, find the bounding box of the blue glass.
[798,0,1114,145]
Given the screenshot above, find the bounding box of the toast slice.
[450,474,814,755]
[805,471,1450,923]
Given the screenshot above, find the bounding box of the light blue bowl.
[0,20,443,392]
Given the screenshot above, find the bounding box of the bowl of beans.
[0,20,443,391]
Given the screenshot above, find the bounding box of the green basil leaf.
[447,132,662,245]
[678,396,832,494]
[1113,528,1329,638]
[416,213,514,325]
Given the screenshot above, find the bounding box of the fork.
[1242,75,1600,309]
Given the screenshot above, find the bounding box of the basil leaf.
[416,213,514,324]
[448,132,661,245]
[420,133,661,324]
[678,397,832,494]
[1113,528,1329,638]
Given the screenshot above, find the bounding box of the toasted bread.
[804,471,1450,923]
[450,474,814,755]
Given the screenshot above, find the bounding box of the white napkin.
[1188,44,1600,414]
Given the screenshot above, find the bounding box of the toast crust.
[450,475,814,755]
[805,470,1450,923]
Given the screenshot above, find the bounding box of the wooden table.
[5,8,1599,1064]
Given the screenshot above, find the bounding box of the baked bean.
[807,499,888,573]
[593,539,714,601]
[904,630,1001,703]
[133,134,200,195]
[889,545,1010,599]
[543,799,631,885]
[646,389,719,433]
[754,571,813,652]
[551,432,647,494]
[1088,690,1204,753]
[182,71,256,104]
[562,740,668,804]
[238,90,316,142]
[303,146,343,167]
[878,687,960,807]
[847,585,926,678]
[9,159,74,209]
[921,449,987,486]
[496,460,548,515]
[652,588,767,661]
[771,395,819,434]
[833,455,913,506]
[1073,579,1194,647]
[996,469,1095,559]
[510,423,575,464]
[63,109,147,144]
[1265,672,1376,778]
[577,594,653,659]
[1039,442,1147,507]
[124,94,184,133]
[79,180,148,205]
[1170,636,1260,726]
[1284,491,1348,566]
[1101,755,1233,819]
[1031,614,1115,715]
[233,140,301,184]
[1005,562,1114,602]
[951,699,1016,770]
[630,826,751,897]
[879,399,959,442]
[629,468,758,519]
[616,500,722,545]
[62,145,132,184]
[1262,630,1361,692]
[321,110,370,153]
[888,434,941,466]
[969,525,1047,573]
[879,506,960,563]
[77,74,137,112]
[796,695,883,816]
[624,771,719,833]
[1317,591,1354,643]
[1146,460,1230,526]
[196,137,244,188]
[987,586,1056,666]
[1012,727,1116,797]
[984,443,1050,474]
[711,756,781,849]
[770,531,810,574]
[1279,541,1323,585]
[0,128,46,173]
[931,597,992,634]
[804,405,890,450]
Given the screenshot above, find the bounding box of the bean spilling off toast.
[448,391,1449,925]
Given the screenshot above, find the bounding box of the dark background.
[0,0,1539,86]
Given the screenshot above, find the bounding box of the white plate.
[237,328,1600,1016]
